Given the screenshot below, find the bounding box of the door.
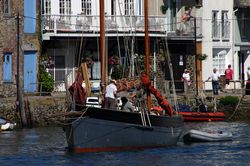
[165,54,186,92]
[24,51,37,93]
[3,53,12,82]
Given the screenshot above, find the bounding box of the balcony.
[42,14,168,39]
[42,14,202,40]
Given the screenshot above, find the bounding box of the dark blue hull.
[64,107,183,153]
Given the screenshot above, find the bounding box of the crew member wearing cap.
[104,79,117,110]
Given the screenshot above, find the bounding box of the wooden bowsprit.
[81,63,91,97]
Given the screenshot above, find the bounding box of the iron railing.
[42,15,203,37]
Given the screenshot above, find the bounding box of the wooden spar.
[100,0,106,86]
[144,0,151,110]
[81,63,91,96]
[16,12,27,127]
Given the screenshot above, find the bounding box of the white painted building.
[200,0,240,90]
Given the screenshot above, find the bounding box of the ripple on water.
[0,123,249,166]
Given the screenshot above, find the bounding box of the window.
[42,0,51,15]
[59,0,71,15]
[81,0,92,15]
[221,11,230,39]
[212,11,220,39]
[54,56,65,81]
[213,49,226,75]
[3,0,10,15]
[240,12,246,37]
[124,0,134,15]
[195,0,203,7]
[24,0,36,33]
[59,0,71,24]
[3,53,12,82]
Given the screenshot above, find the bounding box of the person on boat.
[206,68,220,95]
[121,97,135,112]
[224,64,234,91]
[104,79,117,110]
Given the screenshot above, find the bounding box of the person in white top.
[104,79,117,110]
[247,67,250,81]
[182,69,191,94]
[182,69,191,85]
[206,68,220,95]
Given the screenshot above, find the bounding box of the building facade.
[41,0,201,92]
[234,0,250,84]
[0,0,41,97]
[201,0,235,89]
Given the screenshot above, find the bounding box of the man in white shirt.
[207,68,220,95]
[104,79,117,110]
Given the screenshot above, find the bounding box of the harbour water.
[0,122,249,166]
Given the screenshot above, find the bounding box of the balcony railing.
[42,14,168,33]
[42,14,202,38]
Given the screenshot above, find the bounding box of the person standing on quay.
[207,68,220,95]
[182,69,191,103]
[224,64,234,91]
[247,67,250,81]
[182,69,191,92]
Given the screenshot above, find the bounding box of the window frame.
[81,0,92,15]
[124,0,134,16]
[42,0,51,15]
[3,53,13,83]
[212,10,220,40]
[221,10,230,40]
[3,0,11,16]
[240,12,246,38]
[213,50,226,75]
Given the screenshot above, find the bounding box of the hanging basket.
[198,54,208,61]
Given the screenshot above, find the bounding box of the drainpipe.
[232,8,238,80]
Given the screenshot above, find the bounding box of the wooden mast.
[100,0,106,86]
[144,0,151,110]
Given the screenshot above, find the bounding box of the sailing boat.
[64,0,183,153]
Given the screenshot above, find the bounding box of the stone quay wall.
[0,94,68,127]
[0,93,250,127]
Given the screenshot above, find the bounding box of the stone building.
[0,0,41,97]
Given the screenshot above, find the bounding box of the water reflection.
[0,123,249,165]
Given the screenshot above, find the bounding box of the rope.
[228,95,244,120]
[164,38,179,112]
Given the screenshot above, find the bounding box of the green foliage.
[219,96,239,106]
[111,65,125,79]
[39,54,54,93]
[160,5,168,14]
[39,65,54,93]
[135,54,146,75]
